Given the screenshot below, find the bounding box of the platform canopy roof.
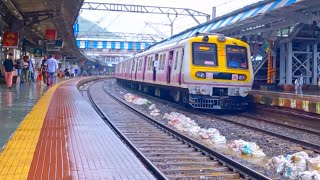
[0,0,84,57]
[149,0,320,50]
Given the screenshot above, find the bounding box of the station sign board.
[45,29,57,40]
[2,32,19,48]
[33,48,43,57]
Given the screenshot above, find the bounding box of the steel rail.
[97,82,270,180]
[86,83,168,180]
[114,80,320,153]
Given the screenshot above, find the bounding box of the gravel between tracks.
[101,79,320,178]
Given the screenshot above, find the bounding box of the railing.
[252,54,268,75]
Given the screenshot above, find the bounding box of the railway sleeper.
[136,143,189,147]
[139,148,196,153]
[130,140,183,145]
[145,151,203,157]
[161,166,230,174]
[165,172,241,179]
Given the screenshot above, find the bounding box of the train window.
[192,42,217,66]
[163,54,166,70]
[226,45,248,69]
[131,60,135,71]
[151,57,154,70]
[159,54,163,70]
[174,51,179,70]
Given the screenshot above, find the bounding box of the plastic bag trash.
[227,140,247,152]
[284,152,308,179]
[168,119,180,126]
[132,98,150,105]
[149,104,156,110]
[299,171,320,180]
[240,144,252,155]
[199,131,209,139]
[211,134,226,144]
[124,93,136,102]
[307,156,320,171]
[251,150,266,158]
[267,155,287,174]
[150,110,160,116]
[239,142,261,155]
[186,126,200,137]
[207,128,220,136]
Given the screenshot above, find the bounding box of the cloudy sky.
[80,0,261,37]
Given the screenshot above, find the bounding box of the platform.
[250,88,320,115]
[0,77,154,179]
[0,82,48,148]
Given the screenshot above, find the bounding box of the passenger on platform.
[2,53,15,89]
[64,68,71,79]
[15,58,23,82]
[41,55,48,85]
[45,55,58,87]
[22,56,30,84]
[28,58,35,82]
[295,74,304,95]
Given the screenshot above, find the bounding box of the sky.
[80,0,262,37]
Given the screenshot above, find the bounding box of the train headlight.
[200,86,210,95]
[239,87,250,97]
[218,35,226,42]
[195,72,206,79]
[238,74,247,81]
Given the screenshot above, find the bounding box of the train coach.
[115,33,254,110]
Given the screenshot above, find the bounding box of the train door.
[130,59,134,80]
[167,51,174,84]
[143,56,147,81]
[178,48,184,85]
[134,59,138,80]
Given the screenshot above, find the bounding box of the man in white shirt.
[45,55,58,87]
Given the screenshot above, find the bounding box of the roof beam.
[1,0,23,20]
[77,31,164,42]
[81,2,210,24]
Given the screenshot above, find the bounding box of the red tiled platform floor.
[27,79,154,180]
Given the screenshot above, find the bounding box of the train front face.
[184,34,254,110]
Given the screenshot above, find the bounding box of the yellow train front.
[115,33,253,110]
[181,33,254,110]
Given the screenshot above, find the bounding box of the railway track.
[85,81,270,180]
[106,79,320,154]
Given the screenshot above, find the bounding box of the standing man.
[28,57,34,82]
[16,58,23,83]
[2,53,15,89]
[41,55,48,85]
[45,55,58,87]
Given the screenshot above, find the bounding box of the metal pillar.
[313,44,319,85]
[306,46,311,84]
[279,44,286,84]
[286,42,293,84]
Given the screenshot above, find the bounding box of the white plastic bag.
[307,156,320,171]
[211,134,226,144]
[299,171,320,180]
[251,150,266,158]
[283,152,308,179]
[266,155,287,174]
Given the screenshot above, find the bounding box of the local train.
[115,33,254,110]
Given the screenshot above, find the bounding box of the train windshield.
[192,43,218,66]
[226,45,248,69]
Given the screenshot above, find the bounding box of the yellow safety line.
[0,82,64,179]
